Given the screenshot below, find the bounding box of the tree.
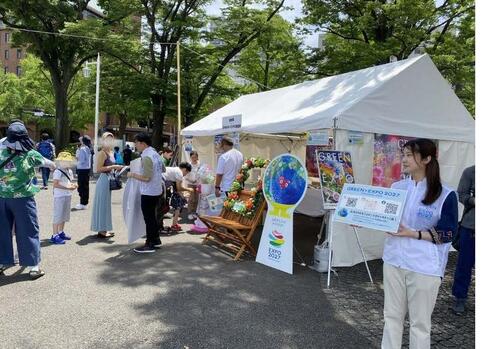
[301,0,475,113]
[234,15,307,92]
[0,0,101,150]
[101,0,286,148]
[0,54,95,133]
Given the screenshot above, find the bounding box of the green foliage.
[302,0,475,114]
[234,15,308,92]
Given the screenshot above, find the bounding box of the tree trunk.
[151,94,166,150]
[53,82,70,152]
[117,112,127,138]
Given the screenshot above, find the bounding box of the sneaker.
[170,224,182,232]
[73,204,87,210]
[152,239,162,248]
[452,298,466,315]
[133,245,156,254]
[58,231,71,240]
[50,234,66,244]
[187,214,195,220]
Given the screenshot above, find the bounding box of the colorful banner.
[256,154,308,274]
[306,145,332,177]
[333,184,407,233]
[316,150,355,209]
[372,134,415,188]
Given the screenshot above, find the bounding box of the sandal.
[29,269,45,280]
[97,232,115,239]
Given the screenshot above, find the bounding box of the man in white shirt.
[215,136,243,197]
[128,133,164,253]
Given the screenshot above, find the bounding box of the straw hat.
[55,151,76,162]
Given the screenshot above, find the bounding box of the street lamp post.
[83,52,101,166]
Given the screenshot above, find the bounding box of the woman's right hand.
[112,165,123,170]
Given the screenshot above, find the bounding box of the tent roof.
[182,54,474,143]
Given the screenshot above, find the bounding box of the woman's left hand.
[392,224,416,238]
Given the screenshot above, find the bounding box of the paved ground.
[0,181,474,348]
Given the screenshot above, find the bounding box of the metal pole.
[176,41,181,148]
[93,52,101,164]
[352,226,374,284]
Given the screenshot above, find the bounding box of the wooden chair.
[199,190,267,261]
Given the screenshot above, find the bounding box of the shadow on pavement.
[76,235,116,246]
[94,240,376,349]
[0,266,31,287]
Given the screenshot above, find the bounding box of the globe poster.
[316,150,355,209]
[256,154,308,274]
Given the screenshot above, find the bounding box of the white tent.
[182,54,475,267]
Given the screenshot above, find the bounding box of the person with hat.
[74,135,92,210]
[0,121,56,280]
[51,152,78,244]
[214,136,243,197]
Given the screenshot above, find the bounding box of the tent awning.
[182,54,474,143]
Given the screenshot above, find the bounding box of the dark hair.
[114,146,120,152]
[221,136,234,147]
[179,162,192,172]
[189,151,198,157]
[134,132,152,146]
[41,133,50,141]
[163,146,173,154]
[403,138,442,205]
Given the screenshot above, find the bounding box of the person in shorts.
[161,162,193,232]
[51,152,78,244]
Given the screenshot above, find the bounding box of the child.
[51,152,78,244]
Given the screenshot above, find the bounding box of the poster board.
[256,154,308,274]
[372,134,414,188]
[316,150,355,209]
[333,184,407,233]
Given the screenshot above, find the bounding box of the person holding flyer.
[381,139,458,349]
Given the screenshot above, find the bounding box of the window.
[16,66,22,76]
[4,32,9,43]
[3,67,7,74]
[17,49,22,59]
[4,50,8,59]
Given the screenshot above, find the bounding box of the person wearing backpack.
[36,133,55,189]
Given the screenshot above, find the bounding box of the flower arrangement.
[224,157,268,217]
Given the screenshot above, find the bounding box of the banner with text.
[316,150,355,209]
[333,184,407,233]
[256,154,308,274]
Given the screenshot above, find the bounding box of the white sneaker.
[73,204,87,210]
[188,214,195,220]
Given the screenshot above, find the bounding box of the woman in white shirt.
[382,139,458,349]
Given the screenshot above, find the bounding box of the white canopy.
[182,54,474,143]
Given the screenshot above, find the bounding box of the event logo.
[338,208,349,217]
[269,230,285,247]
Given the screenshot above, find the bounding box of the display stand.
[326,210,374,288]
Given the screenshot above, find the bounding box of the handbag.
[452,204,474,251]
[108,170,123,191]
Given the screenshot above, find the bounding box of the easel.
[326,209,374,288]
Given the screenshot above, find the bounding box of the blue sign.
[333,184,407,233]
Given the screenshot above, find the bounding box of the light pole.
[83,52,101,166]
